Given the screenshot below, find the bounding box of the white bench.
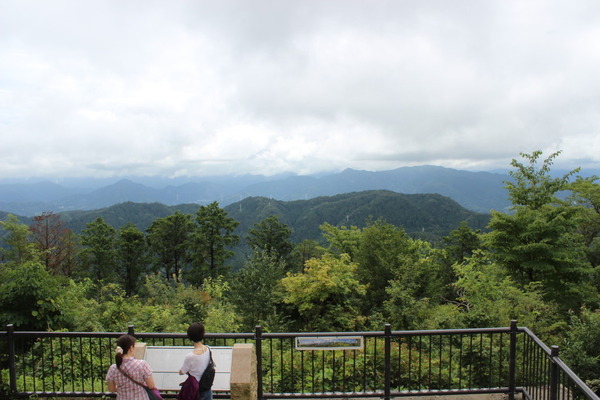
[136,345,233,392]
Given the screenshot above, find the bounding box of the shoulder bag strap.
[118,366,146,387]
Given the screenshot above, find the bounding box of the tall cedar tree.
[246,215,293,263]
[190,202,239,284]
[146,211,193,282]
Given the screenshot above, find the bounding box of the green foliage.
[0,214,39,265]
[247,215,293,262]
[116,223,148,296]
[321,223,362,259]
[561,308,600,392]
[190,202,239,283]
[200,276,241,333]
[451,250,557,332]
[230,250,289,331]
[79,217,118,282]
[506,150,579,210]
[0,261,66,330]
[281,254,367,331]
[290,239,324,271]
[146,211,194,282]
[383,241,448,330]
[569,175,600,269]
[354,219,418,313]
[486,151,596,311]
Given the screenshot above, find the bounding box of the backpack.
[198,348,216,392]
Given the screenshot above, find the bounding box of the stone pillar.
[134,342,147,359]
[230,343,258,400]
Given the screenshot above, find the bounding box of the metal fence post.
[7,324,17,394]
[550,346,559,400]
[255,325,263,400]
[128,325,135,336]
[384,324,391,400]
[508,320,517,400]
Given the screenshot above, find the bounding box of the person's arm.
[107,380,117,392]
[145,374,156,389]
[178,354,190,375]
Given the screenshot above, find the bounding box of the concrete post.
[230,343,258,400]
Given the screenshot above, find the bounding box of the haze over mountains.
[0,166,515,217]
[3,165,598,217]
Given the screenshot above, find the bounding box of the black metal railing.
[1,322,598,400]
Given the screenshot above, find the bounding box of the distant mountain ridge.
[3,190,490,271]
[0,166,515,216]
[12,189,489,242]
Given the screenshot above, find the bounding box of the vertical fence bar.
[7,324,17,394]
[384,324,391,400]
[458,334,463,389]
[255,326,263,400]
[508,320,517,400]
[550,346,559,400]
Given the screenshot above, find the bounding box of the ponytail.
[115,334,136,368]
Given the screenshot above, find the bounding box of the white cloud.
[2,0,600,179]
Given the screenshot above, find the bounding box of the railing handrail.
[3,323,599,400]
[1,325,515,338]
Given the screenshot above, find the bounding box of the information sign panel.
[295,336,363,350]
[143,346,232,391]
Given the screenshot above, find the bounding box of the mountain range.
[0,166,514,216]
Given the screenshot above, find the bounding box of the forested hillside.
[225,190,490,242]
[5,190,489,242]
[1,152,600,392]
[0,165,514,215]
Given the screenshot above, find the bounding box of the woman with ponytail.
[106,334,156,400]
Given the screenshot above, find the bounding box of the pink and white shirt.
[106,358,153,400]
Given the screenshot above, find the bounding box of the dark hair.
[187,322,205,343]
[115,334,136,368]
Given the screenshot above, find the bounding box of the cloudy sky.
[2,0,600,180]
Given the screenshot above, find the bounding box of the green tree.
[281,253,367,331]
[199,276,241,333]
[383,240,446,330]
[247,215,293,263]
[320,223,361,259]
[437,221,484,298]
[442,221,482,265]
[116,223,148,296]
[450,250,555,331]
[146,211,193,282]
[0,214,38,265]
[561,308,600,393]
[80,217,118,283]
[290,239,324,271]
[190,202,239,283]
[505,150,579,210]
[354,219,418,313]
[486,151,595,310]
[0,261,65,330]
[230,250,289,330]
[569,175,600,268]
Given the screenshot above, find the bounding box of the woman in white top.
[179,322,212,400]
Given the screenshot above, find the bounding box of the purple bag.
[144,386,163,400]
[178,374,200,400]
